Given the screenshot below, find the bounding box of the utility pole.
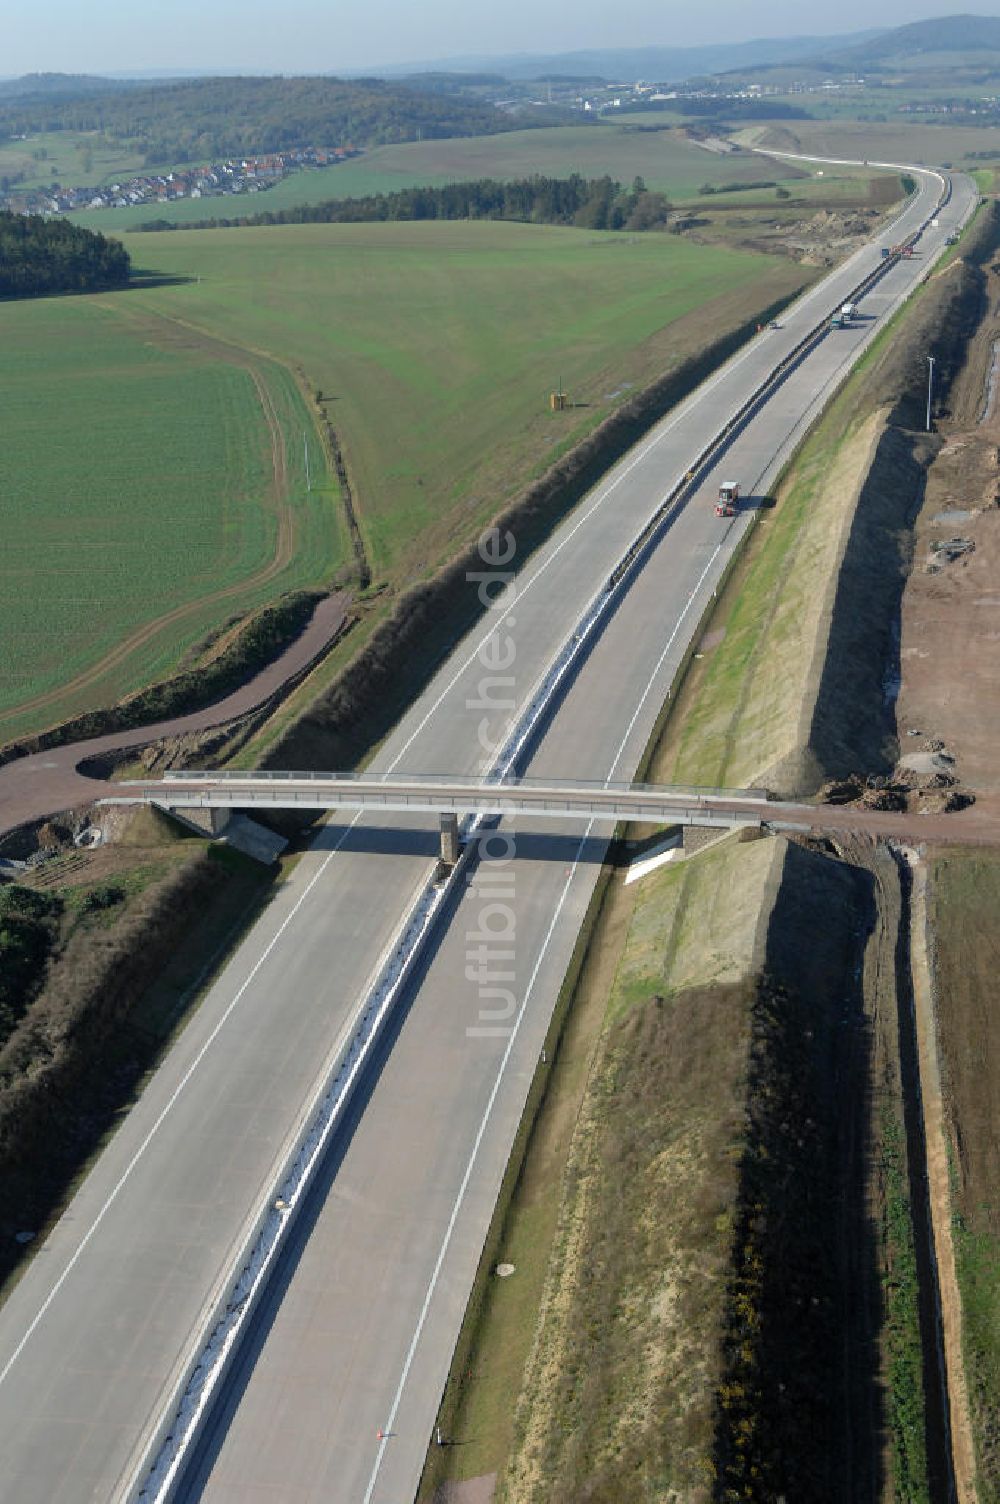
[926,355,936,432]
[303,431,312,492]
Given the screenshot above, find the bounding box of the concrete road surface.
[0,163,975,1504]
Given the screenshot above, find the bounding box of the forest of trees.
[138,173,674,234]
[618,96,809,122]
[0,212,130,298]
[0,76,552,164]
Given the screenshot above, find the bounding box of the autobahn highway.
[0,160,977,1504]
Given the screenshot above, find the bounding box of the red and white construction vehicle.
[715,480,740,517]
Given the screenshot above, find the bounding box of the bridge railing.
[146,768,772,803]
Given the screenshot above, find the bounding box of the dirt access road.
[0,591,349,838]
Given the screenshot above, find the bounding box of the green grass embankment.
[0,820,277,1294]
[420,834,780,1504]
[929,853,1000,1501]
[654,206,1000,796]
[424,828,883,1501]
[881,1107,933,1502]
[665,402,886,792]
[420,199,1000,1503]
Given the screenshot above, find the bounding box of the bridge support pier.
[439,812,460,866]
[156,803,232,839]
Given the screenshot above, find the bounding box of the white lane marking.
[605,543,725,779]
[362,537,731,1501]
[384,336,763,774]
[0,144,955,1414]
[384,161,947,780]
[0,813,364,1391]
[761,146,945,190]
[361,156,965,1500]
[361,820,592,1503]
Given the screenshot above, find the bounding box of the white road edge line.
[0,811,364,1393]
[360,828,594,1504]
[385,334,759,774]
[360,155,967,1499]
[385,157,944,779]
[362,537,728,1502]
[0,148,959,1472]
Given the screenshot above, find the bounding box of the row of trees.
[0,212,130,298]
[140,173,674,234]
[0,76,537,163]
[618,96,809,121]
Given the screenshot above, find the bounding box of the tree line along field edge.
[65,122,815,233]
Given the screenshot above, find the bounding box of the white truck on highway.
[841,302,856,323]
[715,481,740,517]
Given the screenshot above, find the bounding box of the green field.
[121,219,811,581]
[0,130,151,192]
[1,216,808,741]
[0,293,340,742]
[748,116,1000,168]
[68,123,815,232]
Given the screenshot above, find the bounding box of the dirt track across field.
[0,591,350,838]
[9,307,305,731]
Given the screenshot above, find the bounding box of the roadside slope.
[660,201,1000,797]
[423,186,993,1504]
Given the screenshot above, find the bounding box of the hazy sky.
[5,0,997,76]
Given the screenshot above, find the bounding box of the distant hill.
[0,73,143,100]
[370,32,884,84]
[827,12,1000,68]
[0,75,542,164]
[719,14,1000,83]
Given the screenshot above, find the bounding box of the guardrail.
[121,166,962,1503]
[152,769,766,800]
[504,169,956,752]
[117,779,772,827]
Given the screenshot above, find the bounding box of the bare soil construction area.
[4,168,998,1504]
[892,233,1000,1503]
[896,290,1000,810]
[688,184,907,269]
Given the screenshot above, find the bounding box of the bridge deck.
[106,771,774,829]
[101,772,997,846]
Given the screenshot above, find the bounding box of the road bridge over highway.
[106,768,771,828]
[104,769,999,854]
[0,157,980,1504]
